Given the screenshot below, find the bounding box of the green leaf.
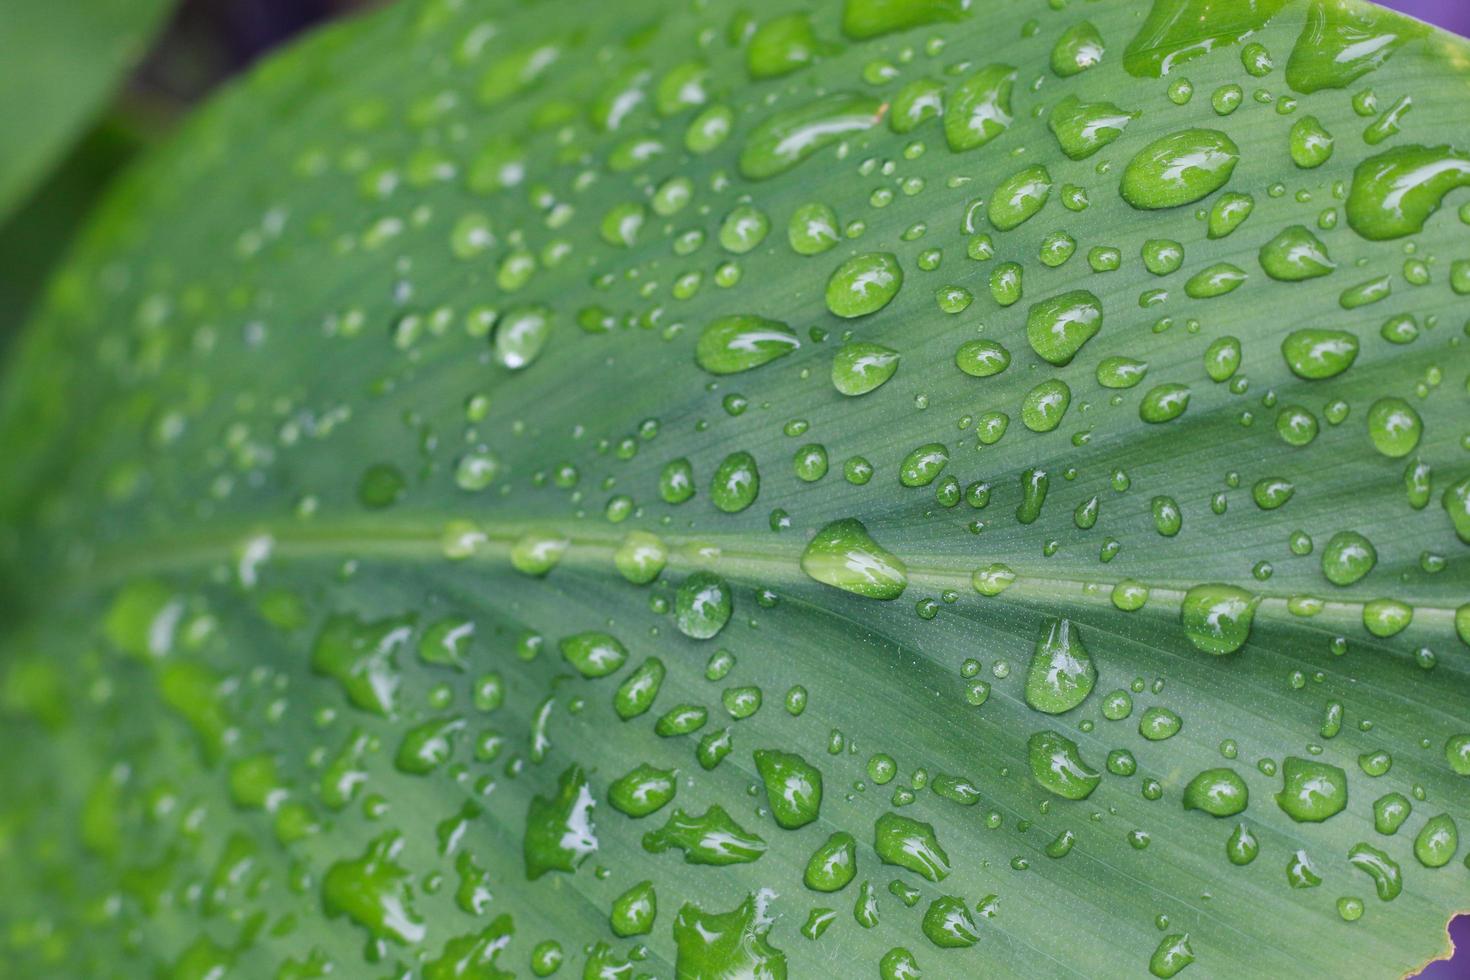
[1,0,1468,977]
[0,0,176,220]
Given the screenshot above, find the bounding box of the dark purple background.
[1380,0,1470,35]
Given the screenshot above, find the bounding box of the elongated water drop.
[1286,0,1428,93]
[739,93,882,180]
[841,0,968,39]
[695,315,798,374]
[1125,0,1290,77]
[1346,145,1470,241]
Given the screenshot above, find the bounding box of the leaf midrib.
[63,516,1462,630]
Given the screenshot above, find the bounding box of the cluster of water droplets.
[4,0,1470,976]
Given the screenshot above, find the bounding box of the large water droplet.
[1346,145,1470,241]
[801,519,909,600]
[1180,584,1258,654]
[1028,729,1101,799]
[1026,290,1102,365]
[1121,129,1239,210]
[1024,618,1096,714]
[1276,757,1348,822]
[826,252,904,318]
[945,64,1016,151]
[739,93,882,180]
[696,315,799,374]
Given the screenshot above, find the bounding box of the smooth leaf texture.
[2,0,1469,977]
[0,0,176,220]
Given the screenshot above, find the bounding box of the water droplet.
[610,880,657,937]
[1052,20,1105,76]
[524,765,598,878]
[1024,619,1096,714]
[675,572,733,639]
[1289,115,1334,168]
[801,518,909,600]
[922,895,980,948]
[873,812,950,880]
[1348,842,1402,900]
[1125,0,1288,77]
[1180,584,1258,654]
[1026,290,1102,365]
[1286,0,1427,93]
[1028,729,1100,799]
[1139,706,1182,741]
[789,201,840,255]
[740,93,882,180]
[1346,144,1470,241]
[644,805,766,864]
[1414,814,1459,868]
[945,64,1016,151]
[1321,530,1376,586]
[989,166,1053,230]
[1365,397,1421,458]
[842,0,968,39]
[1183,768,1248,817]
[673,894,786,976]
[1121,129,1239,210]
[614,531,668,585]
[1276,757,1348,822]
[559,632,629,678]
[711,451,760,513]
[1139,383,1191,423]
[1184,263,1246,299]
[322,832,426,945]
[900,443,949,487]
[754,749,823,829]
[1021,380,1071,432]
[695,315,799,375]
[832,342,900,395]
[804,831,858,891]
[826,252,904,318]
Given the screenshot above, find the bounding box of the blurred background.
[0,0,1464,972]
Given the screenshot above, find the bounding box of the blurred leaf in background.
[0,0,364,350]
[0,0,176,220]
